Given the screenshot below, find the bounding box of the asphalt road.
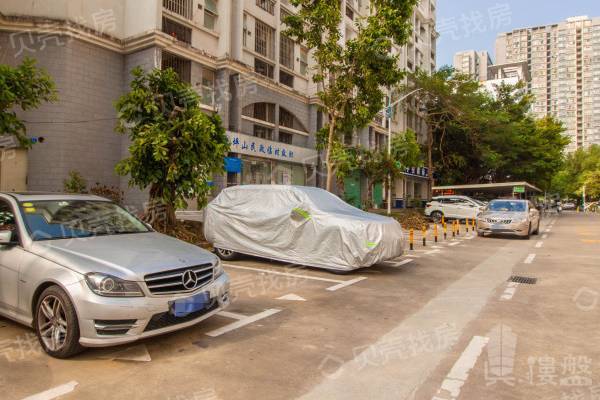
[0,212,598,400]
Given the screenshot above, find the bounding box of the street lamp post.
[385,88,423,216]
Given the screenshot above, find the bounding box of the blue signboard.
[230,136,295,160]
[404,166,429,178]
[224,157,242,173]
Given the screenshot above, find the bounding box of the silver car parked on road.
[0,193,229,358]
[476,199,541,239]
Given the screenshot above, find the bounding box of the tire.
[533,221,540,235]
[215,247,238,261]
[477,231,485,237]
[523,224,531,240]
[430,211,443,223]
[34,285,84,359]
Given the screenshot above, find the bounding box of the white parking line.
[22,381,79,400]
[224,263,367,291]
[425,249,442,255]
[217,311,247,320]
[224,263,342,283]
[384,259,414,267]
[524,253,536,264]
[535,241,544,248]
[326,277,368,291]
[448,242,461,247]
[433,336,490,400]
[206,309,282,337]
[542,234,548,239]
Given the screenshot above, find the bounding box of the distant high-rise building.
[483,61,530,97]
[453,50,492,81]
[496,16,600,151]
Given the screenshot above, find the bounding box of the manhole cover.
[508,275,537,285]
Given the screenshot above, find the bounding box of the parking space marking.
[433,336,490,400]
[500,282,519,301]
[276,293,306,301]
[383,259,414,267]
[425,249,442,255]
[542,234,548,239]
[524,253,536,264]
[217,311,247,320]
[206,309,282,337]
[535,241,544,248]
[448,242,461,247]
[22,381,79,400]
[326,277,368,291]
[223,263,342,284]
[464,235,475,240]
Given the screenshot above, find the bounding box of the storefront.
[224,131,317,188]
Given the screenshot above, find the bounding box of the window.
[199,69,215,107]
[162,17,192,44]
[300,47,308,75]
[255,58,274,78]
[345,6,354,20]
[162,52,191,83]
[280,35,295,70]
[163,0,193,19]
[278,132,293,144]
[280,8,291,25]
[279,108,294,129]
[243,103,275,123]
[243,14,248,47]
[255,20,275,59]
[253,125,273,140]
[256,0,275,15]
[279,70,294,87]
[204,0,218,30]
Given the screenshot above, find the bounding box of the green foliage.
[63,171,87,194]
[115,67,230,227]
[0,58,57,148]
[407,68,569,191]
[391,129,421,168]
[552,145,600,200]
[89,183,125,205]
[285,0,418,190]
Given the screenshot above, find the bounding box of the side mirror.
[0,230,17,246]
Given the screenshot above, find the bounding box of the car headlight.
[213,258,224,278]
[85,273,144,297]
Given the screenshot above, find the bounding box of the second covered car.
[204,185,405,271]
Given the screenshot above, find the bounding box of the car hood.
[481,211,527,220]
[30,232,218,281]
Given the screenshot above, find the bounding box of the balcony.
[163,0,193,20]
[256,0,275,15]
[162,17,192,44]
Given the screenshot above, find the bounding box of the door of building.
[0,149,27,192]
[344,171,362,209]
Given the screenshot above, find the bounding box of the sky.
[436,0,600,67]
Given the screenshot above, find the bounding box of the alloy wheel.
[37,295,68,352]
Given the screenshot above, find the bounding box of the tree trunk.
[146,184,177,232]
[325,115,337,192]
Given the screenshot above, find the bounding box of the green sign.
[513,186,525,193]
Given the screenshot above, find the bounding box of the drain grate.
[508,275,537,285]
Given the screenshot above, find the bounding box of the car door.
[0,199,24,317]
[440,198,460,218]
[453,199,476,219]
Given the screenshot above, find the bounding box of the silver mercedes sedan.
[476,199,541,239]
[0,193,229,358]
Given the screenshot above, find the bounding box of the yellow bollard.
[456,220,460,236]
[443,222,447,240]
[472,218,476,232]
[434,224,438,243]
[422,225,427,247]
[452,221,456,238]
[442,215,445,225]
[409,229,414,251]
[466,218,470,232]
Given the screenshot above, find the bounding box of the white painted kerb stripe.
[433,336,489,400]
[206,309,281,337]
[22,381,78,400]
[524,254,536,264]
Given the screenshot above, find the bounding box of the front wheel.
[35,285,84,359]
[533,221,540,235]
[215,247,238,261]
[430,211,443,223]
[523,224,531,240]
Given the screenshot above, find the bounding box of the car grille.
[144,263,214,295]
[486,218,512,224]
[144,299,219,332]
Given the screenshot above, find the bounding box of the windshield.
[486,200,527,212]
[19,200,150,241]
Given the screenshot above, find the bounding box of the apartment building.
[496,16,600,151]
[0,0,436,209]
[453,50,492,81]
[483,61,530,97]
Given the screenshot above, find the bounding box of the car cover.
[204,185,405,271]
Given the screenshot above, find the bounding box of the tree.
[553,145,600,201]
[115,67,230,230]
[284,0,418,192]
[0,58,57,147]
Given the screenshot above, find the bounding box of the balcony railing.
[256,0,275,15]
[163,0,193,20]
